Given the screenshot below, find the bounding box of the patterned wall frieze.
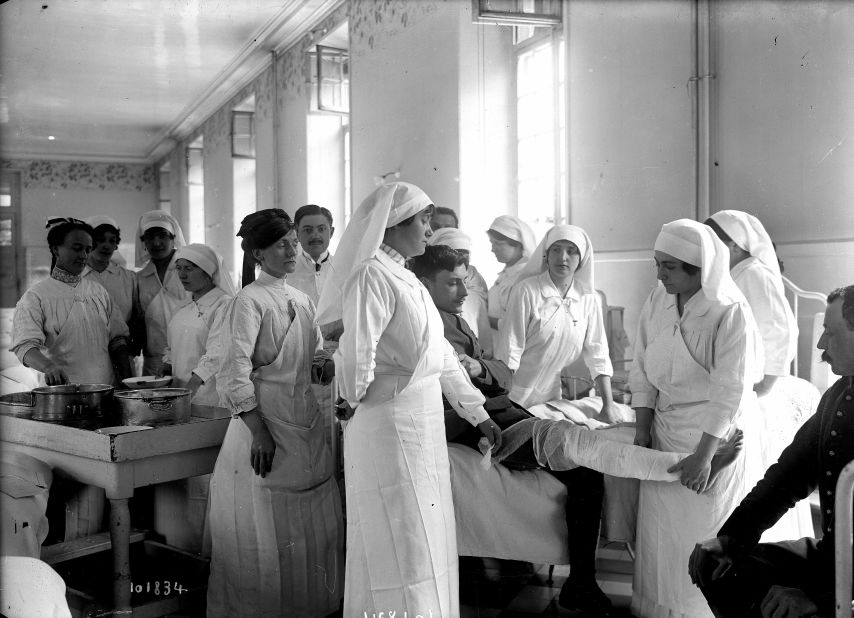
[1,159,156,191]
[350,0,442,56]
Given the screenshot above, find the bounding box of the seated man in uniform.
[689,284,854,618]
[409,244,613,616]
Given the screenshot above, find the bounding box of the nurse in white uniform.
[496,225,618,421]
[316,182,501,618]
[207,209,343,617]
[153,244,235,553]
[706,209,812,541]
[162,243,234,405]
[135,210,190,376]
[486,215,537,332]
[630,219,763,618]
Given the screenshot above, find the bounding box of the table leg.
[109,497,132,614]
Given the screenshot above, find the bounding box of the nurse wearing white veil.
[485,215,537,331]
[135,210,190,375]
[316,182,500,617]
[630,219,763,618]
[706,209,812,542]
[496,224,617,419]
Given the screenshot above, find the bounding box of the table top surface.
[0,411,230,463]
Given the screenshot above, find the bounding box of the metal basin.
[114,388,192,426]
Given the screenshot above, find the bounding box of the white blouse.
[487,259,528,323]
[730,257,797,376]
[82,263,137,325]
[497,272,612,407]
[630,286,762,437]
[163,288,231,385]
[217,271,321,416]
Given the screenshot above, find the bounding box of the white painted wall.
[349,2,462,215]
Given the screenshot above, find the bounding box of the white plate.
[122,376,172,389]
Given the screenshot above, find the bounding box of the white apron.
[47,293,115,386]
[632,323,756,618]
[343,282,459,617]
[167,301,223,407]
[206,300,343,617]
[46,289,112,540]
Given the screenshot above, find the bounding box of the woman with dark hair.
[11,218,132,542]
[629,219,763,617]
[11,218,131,386]
[316,182,500,617]
[206,209,343,617]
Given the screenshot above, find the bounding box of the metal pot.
[0,392,37,419]
[114,388,192,426]
[29,384,114,425]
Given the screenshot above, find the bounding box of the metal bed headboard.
[782,275,828,379]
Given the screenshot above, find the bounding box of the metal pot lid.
[32,383,113,395]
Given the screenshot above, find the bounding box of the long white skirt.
[343,374,458,617]
[206,419,343,617]
[631,406,755,618]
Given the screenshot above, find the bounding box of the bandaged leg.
[531,420,683,480]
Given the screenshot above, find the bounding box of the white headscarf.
[316,182,433,325]
[654,219,742,304]
[428,227,472,251]
[518,224,595,294]
[134,210,187,267]
[708,210,782,278]
[487,215,537,258]
[174,243,236,296]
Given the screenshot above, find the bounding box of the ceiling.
[0,0,341,163]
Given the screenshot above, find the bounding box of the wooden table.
[0,412,229,614]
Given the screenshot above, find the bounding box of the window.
[473,0,562,27]
[158,162,171,210]
[186,138,205,244]
[516,30,566,235]
[233,98,257,284]
[231,110,256,158]
[315,45,349,115]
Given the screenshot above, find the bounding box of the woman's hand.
[43,364,69,386]
[668,451,713,494]
[238,409,276,477]
[596,400,620,424]
[476,419,502,452]
[186,373,204,397]
[249,421,276,478]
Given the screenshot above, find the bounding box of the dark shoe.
[558,578,614,617]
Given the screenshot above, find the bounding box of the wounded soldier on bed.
[410,244,611,616]
[410,244,745,618]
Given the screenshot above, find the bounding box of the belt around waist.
[373,365,414,377]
